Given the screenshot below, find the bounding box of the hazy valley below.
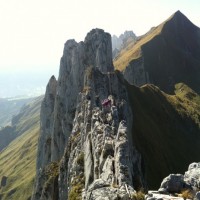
[0,69,57,98]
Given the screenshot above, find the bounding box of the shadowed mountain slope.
[114,11,200,94]
[126,83,200,189]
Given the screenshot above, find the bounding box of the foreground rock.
[184,163,200,189]
[145,162,200,200]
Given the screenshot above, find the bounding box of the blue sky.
[0,0,199,74]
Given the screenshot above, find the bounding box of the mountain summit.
[114,11,200,94]
[171,10,195,23]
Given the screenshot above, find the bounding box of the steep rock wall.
[59,69,143,199]
[32,29,143,200]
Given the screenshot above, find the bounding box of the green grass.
[126,83,200,189]
[76,152,84,166]
[68,175,85,200]
[0,96,42,200]
[68,142,85,200]
[132,190,145,200]
[172,83,200,127]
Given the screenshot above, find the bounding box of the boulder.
[195,191,200,200]
[159,174,185,193]
[184,162,200,188]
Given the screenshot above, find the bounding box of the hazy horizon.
[0,70,56,98]
[0,0,199,97]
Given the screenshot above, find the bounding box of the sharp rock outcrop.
[32,28,144,200]
[112,31,137,59]
[59,69,143,199]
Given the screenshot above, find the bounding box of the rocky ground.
[145,162,200,200]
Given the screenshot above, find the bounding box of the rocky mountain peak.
[32,28,143,200]
[112,30,136,58]
[48,75,57,94]
[119,30,136,41]
[36,76,57,171]
[84,28,114,73]
[112,31,136,50]
[63,39,78,53]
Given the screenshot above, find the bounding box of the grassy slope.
[113,15,167,71]
[127,83,200,189]
[114,11,200,94]
[113,11,200,83]
[113,11,190,71]
[0,96,43,200]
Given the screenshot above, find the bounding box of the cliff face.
[32,29,143,200]
[37,76,57,170]
[50,29,113,162]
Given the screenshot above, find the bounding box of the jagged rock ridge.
[59,70,143,199]
[32,29,144,200]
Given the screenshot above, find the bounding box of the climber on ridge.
[102,98,111,108]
